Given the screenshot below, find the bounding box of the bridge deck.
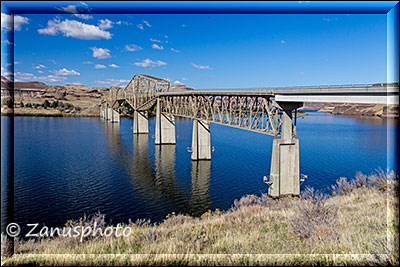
[158,84,398,104]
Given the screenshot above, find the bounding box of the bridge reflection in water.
[101,121,212,217]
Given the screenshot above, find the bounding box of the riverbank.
[2,171,398,266]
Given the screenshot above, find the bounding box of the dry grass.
[2,171,398,266]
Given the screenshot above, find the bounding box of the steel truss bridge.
[100,74,398,197]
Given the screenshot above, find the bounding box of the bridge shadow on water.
[100,120,212,219]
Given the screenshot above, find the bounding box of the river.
[1,112,398,229]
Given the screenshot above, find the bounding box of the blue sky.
[1,3,389,89]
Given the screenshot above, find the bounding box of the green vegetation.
[1,171,398,266]
[42,100,50,109]
[12,100,81,115]
[120,101,134,115]
[50,100,59,108]
[5,99,13,108]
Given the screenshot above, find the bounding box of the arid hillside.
[301,102,398,118]
[1,77,193,116]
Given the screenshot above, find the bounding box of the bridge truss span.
[160,94,286,137]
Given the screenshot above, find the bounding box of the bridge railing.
[160,94,284,137]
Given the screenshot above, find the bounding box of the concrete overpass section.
[100,75,399,198]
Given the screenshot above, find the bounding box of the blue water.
[2,112,398,229]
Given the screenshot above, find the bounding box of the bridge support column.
[100,106,104,119]
[155,98,176,144]
[105,107,112,121]
[133,111,149,134]
[268,102,302,198]
[191,119,211,160]
[110,108,120,123]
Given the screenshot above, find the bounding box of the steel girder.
[160,95,285,137]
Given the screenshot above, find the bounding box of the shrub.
[232,194,262,210]
[42,100,50,109]
[19,101,24,107]
[332,169,397,195]
[5,99,13,108]
[291,196,338,240]
[331,177,353,195]
[51,100,59,108]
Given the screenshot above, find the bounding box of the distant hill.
[1,76,12,89]
[169,84,194,91]
[1,76,48,90]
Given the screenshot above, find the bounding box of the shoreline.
[2,110,397,119]
[1,171,398,266]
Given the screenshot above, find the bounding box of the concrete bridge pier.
[107,107,113,121]
[155,98,176,145]
[110,108,120,123]
[100,103,108,120]
[191,119,211,160]
[100,106,104,119]
[133,111,148,133]
[268,102,302,198]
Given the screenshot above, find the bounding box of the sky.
[1,3,389,89]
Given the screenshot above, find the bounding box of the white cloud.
[58,4,92,19]
[38,75,67,83]
[71,82,82,85]
[323,17,331,22]
[164,35,168,39]
[94,64,107,69]
[95,79,129,87]
[171,48,180,53]
[109,64,120,68]
[90,47,111,59]
[58,5,78,13]
[2,40,14,46]
[192,63,213,70]
[299,72,304,75]
[125,44,143,52]
[98,19,113,30]
[34,64,46,69]
[137,24,144,30]
[182,24,186,27]
[174,80,183,85]
[143,20,151,27]
[150,38,161,43]
[281,40,286,44]
[1,13,29,31]
[15,72,36,81]
[14,72,67,83]
[83,61,93,64]
[1,68,13,80]
[74,14,93,20]
[37,70,44,74]
[50,59,57,65]
[134,59,167,68]
[38,19,112,40]
[51,68,80,76]
[151,44,164,50]
[181,77,188,81]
